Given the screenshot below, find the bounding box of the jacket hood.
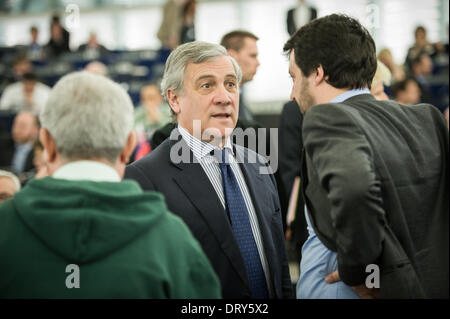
[13,177,167,264]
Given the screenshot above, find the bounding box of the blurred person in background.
[0,170,20,203]
[391,77,422,105]
[405,26,436,71]
[11,56,33,80]
[0,72,50,114]
[0,111,39,176]
[157,0,187,50]
[45,15,70,57]
[134,84,171,143]
[0,56,33,92]
[286,0,317,36]
[377,48,405,83]
[370,60,391,101]
[133,84,171,160]
[27,26,44,61]
[411,52,434,105]
[78,32,109,60]
[220,30,260,123]
[180,0,196,44]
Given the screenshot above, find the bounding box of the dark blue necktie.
[218,148,269,299]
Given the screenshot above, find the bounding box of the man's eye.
[227,82,236,88]
[201,83,211,89]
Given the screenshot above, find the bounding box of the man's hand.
[325,270,380,299]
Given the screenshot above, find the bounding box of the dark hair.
[390,77,418,98]
[414,26,426,37]
[220,30,259,52]
[182,0,196,17]
[22,72,38,82]
[51,15,61,23]
[283,14,377,89]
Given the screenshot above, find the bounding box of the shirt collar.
[178,125,234,159]
[15,142,33,150]
[53,160,121,182]
[330,88,371,103]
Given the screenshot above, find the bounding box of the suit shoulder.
[130,138,172,168]
[304,102,349,121]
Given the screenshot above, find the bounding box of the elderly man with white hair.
[0,71,220,298]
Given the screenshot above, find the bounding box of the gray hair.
[160,41,242,101]
[0,170,21,192]
[40,71,134,163]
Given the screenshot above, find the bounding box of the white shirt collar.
[330,88,371,103]
[53,160,121,182]
[178,125,234,159]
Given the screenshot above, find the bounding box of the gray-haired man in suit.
[125,41,293,299]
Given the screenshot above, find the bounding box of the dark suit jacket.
[278,101,308,261]
[287,6,317,36]
[301,94,448,298]
[125,129,293,299]
[0,135,34,173]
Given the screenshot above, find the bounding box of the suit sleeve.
[260,158,294,298]
[303,104,386,286]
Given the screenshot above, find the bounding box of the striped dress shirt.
[178,125,274,298]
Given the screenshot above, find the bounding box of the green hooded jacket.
[0,177,221,298]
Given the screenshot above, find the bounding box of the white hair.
[40,71,134,163]
[372,60,392,86]
[160,41,242,102]
[0,170,21,192]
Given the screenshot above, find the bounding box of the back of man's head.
[391,77,421,105]
[411,53,433,76]
[220,30,259,52]
[284,14,377,90]
[40,71,134,163]
[220,30,259,84]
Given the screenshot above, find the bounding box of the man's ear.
[313,65,327,86]
[227,49,238,60]
[119,130,137,164]
[166,89,181,115]
[39,127,57,163]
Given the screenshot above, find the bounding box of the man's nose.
[290,88,295,101]
[213,85,232,105]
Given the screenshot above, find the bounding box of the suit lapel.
[168,135,249,287]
